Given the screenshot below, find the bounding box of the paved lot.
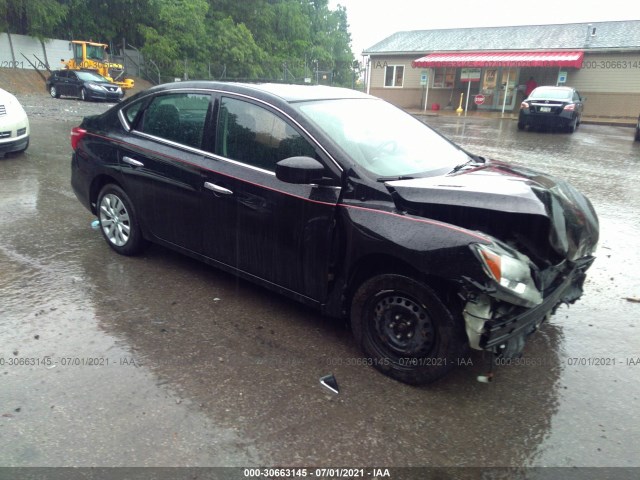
[1,96,639,474]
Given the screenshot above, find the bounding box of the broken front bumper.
[464,255,595,358]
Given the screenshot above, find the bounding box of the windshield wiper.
[449,155,486,174]
[376,175,416,182]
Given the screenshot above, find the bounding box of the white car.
[0,87,30,157]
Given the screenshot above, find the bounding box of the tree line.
[0,0,357,85]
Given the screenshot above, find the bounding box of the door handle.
[122,156,144,167]
[204,182,233,195]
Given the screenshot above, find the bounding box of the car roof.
[532,86,575,91]
[143,81,373,104]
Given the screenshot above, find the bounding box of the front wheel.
[49,85,59,98]
[97,184,147,256]
[80,88,87,101]
[350,274,466,385]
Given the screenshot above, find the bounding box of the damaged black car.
[70,82,599,385]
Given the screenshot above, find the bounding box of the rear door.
[200,94,341,301]
[55,70,70,96]
[118,91,212,253]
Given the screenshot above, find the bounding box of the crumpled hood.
[387,160,599,262]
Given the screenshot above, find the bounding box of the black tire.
[635,126,640,142]
[49,85,59,98]
[567,117,577,133]
[80,88,87,101]
[517,121,525,131]
[96,184,147,256]
[350,274,466,385]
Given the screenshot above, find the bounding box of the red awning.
[411,51,584,69]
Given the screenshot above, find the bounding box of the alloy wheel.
[99,193,131,247]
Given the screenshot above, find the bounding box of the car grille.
[0,131,11,138]
[0,104,6,116]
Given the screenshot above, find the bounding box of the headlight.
[473,243,542,307]
[87,83,104,91]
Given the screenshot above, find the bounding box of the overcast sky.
[329,0,640,56]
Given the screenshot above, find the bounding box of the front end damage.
[463,245,595,358]
[386,160,599,360]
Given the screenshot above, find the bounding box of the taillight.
[70,127,87,151]
[563,104,575,111]
[520,101,529,110]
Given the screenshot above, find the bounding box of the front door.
[200,95,341,301]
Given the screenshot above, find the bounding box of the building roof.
[363,20,640,55]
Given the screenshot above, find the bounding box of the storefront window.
[384,65,404,87]
[433,68,456,88]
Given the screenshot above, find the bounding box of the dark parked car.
[635,114,640,141]
[70,82,599,385]
[518,86,584,132]
[46,69,124,102]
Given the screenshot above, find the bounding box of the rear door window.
[138,93,211,149]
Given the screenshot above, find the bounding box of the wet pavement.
[1,96,639,471]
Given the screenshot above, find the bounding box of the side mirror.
[276,156,325,184]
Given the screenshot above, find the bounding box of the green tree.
[206,17,265,79]
[139,0,209,78]
[56,0,151,47]
[0,0,67,37]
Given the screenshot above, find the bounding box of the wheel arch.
[345,253,463,319]
[89,174,123,215]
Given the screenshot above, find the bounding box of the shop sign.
[461,68,481,82]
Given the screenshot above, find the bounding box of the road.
[1,96,639,475]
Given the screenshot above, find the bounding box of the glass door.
[478,68,498,110]
[496,67,519,111]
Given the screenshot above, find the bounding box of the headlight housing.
[87,83,104,91]
[473,243,542,308]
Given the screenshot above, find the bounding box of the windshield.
[76,71,109,82]
[297,98,469,178]
[86,44,105,61]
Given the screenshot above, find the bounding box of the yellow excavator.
[62,40,134,90]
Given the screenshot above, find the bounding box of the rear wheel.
[97,184,147,256]
[567,117,577,133]
[350,274,466,385]
[517,121,525,130]
[80,88,87,101]
[49,85,59,98]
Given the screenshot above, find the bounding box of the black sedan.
[635,114,640,141]
[518,86,584,133]
[70,82,599,385]
[46,70,124,102]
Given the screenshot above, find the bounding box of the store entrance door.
[478,67,519,110]
[496,67,519,111]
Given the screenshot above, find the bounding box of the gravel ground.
[17,92,117,122]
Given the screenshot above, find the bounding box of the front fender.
[337,202,491,286]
